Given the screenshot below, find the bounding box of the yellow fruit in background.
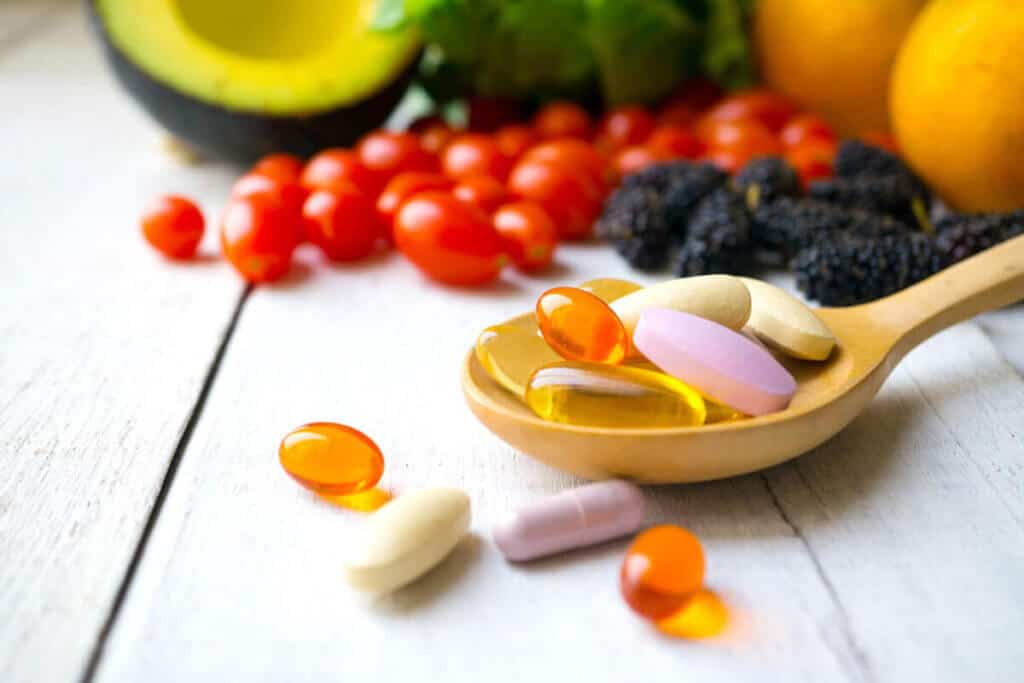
[755,0,926,135]
[891,0,1024,212]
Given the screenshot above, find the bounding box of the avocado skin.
[86,2,416,164]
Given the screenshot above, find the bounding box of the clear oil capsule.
[525,361,707,428]
[476,323,561,398]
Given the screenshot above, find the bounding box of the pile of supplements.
[141,84,903,289]
[476,275,836,429]
[598,140,1024,305]
[279,420,721,636]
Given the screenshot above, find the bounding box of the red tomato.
[301,149,380,196]
[231,173,307,241]
[524,139,609,190]
[665,78,725,113]
[441,134,513,181]
[699,148,747,174]
[356,131,436,183]
[613,146,667,178]
[494,124,538,160]
[376,172,453,233]
[220,193,298,283]
[410,115,456,155]
[700,120,783,168]
[453,174,507,214]
[393,192,508,286]
[533,101,593,140]
[646,126,705,160]
[860,131,901,154]
[787,139,837,188]
[468,97,524,132]
[698,89,800,133]
[596,106,656,150]
[507,159,602,240]
[302,188,378,262]
[780,114,836,148]
[141,195,204,259]
[657,101,698,129]
[251,153,304,184]
[493,201,558,272]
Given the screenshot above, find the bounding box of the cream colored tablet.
[738,277,836,361]
[610,275,752,334]
[343,488,471,593]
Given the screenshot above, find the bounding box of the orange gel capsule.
[279,422,384,495]
[620,525,705,621]
[536,286,630,364]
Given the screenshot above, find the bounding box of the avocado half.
[88,0,421,162]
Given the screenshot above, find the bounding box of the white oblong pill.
[738,277,836,361]
[343,488,471,593]
[610,275,752,335]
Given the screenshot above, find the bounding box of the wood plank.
[0,12,244,683]
[0,0,71,54]
[96,237,1023,681]
[978,307,1024,375]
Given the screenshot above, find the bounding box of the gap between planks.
[78,286,252,683]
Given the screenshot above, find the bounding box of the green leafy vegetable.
[374,0,754,106]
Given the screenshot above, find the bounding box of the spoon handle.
[866,233,1024,354]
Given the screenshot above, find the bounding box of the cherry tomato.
[780,114,836,149]
[700,120,783,167]
[494,124,538,160]
[302,188,378,262]
[301,149,380,196]
[251,153,304,184]
[231,173,307,241]
[220,193,298,283]
[533,101,593,140]
[699,148,747,174]
[492,201,558,272]
[596,106,656,150]
[524,139,610,190]
[376,172,453,233]
[507,159,602,240]
[410,115,456,155]
[356,131,436,184]
[665,78,725,113]
[468,96,524,132]
[613,146,667,178]
[786,139,837,188]
[453,174,507,214]
[646,126,705,160]
[860,131,900,154]
[657,101,698,129]
[698,89,799,133]
[141,195,204,259]
[393,191,508,286]
[441,134,513,181]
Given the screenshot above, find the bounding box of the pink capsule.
[493,480,646,561]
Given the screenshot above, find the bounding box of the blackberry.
[751,198,911,255]
[793,232,942,306]
[670,189,753,276]
[935,210,1024,265]
[834,140,913,179]
[660,162,729,237]
[733,156,801,210]
[808,175,929,228]
[619,161,706,194]
[595,185,670,270]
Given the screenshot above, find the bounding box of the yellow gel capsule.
[623,359,746,424]
[525,362,707,428]
[579,278,643,303]
[476,323,562,398]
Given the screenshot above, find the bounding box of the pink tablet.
[633,309,797,416]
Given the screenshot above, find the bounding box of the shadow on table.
[375,533,484,613]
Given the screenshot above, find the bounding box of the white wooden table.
[2,4,1023,682]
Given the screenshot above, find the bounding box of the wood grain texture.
[94,242,1024,682]
[0,11,243,683]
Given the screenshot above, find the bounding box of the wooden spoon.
[462,234,1024,483]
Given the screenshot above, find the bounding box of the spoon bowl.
[462,235,1024,483]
